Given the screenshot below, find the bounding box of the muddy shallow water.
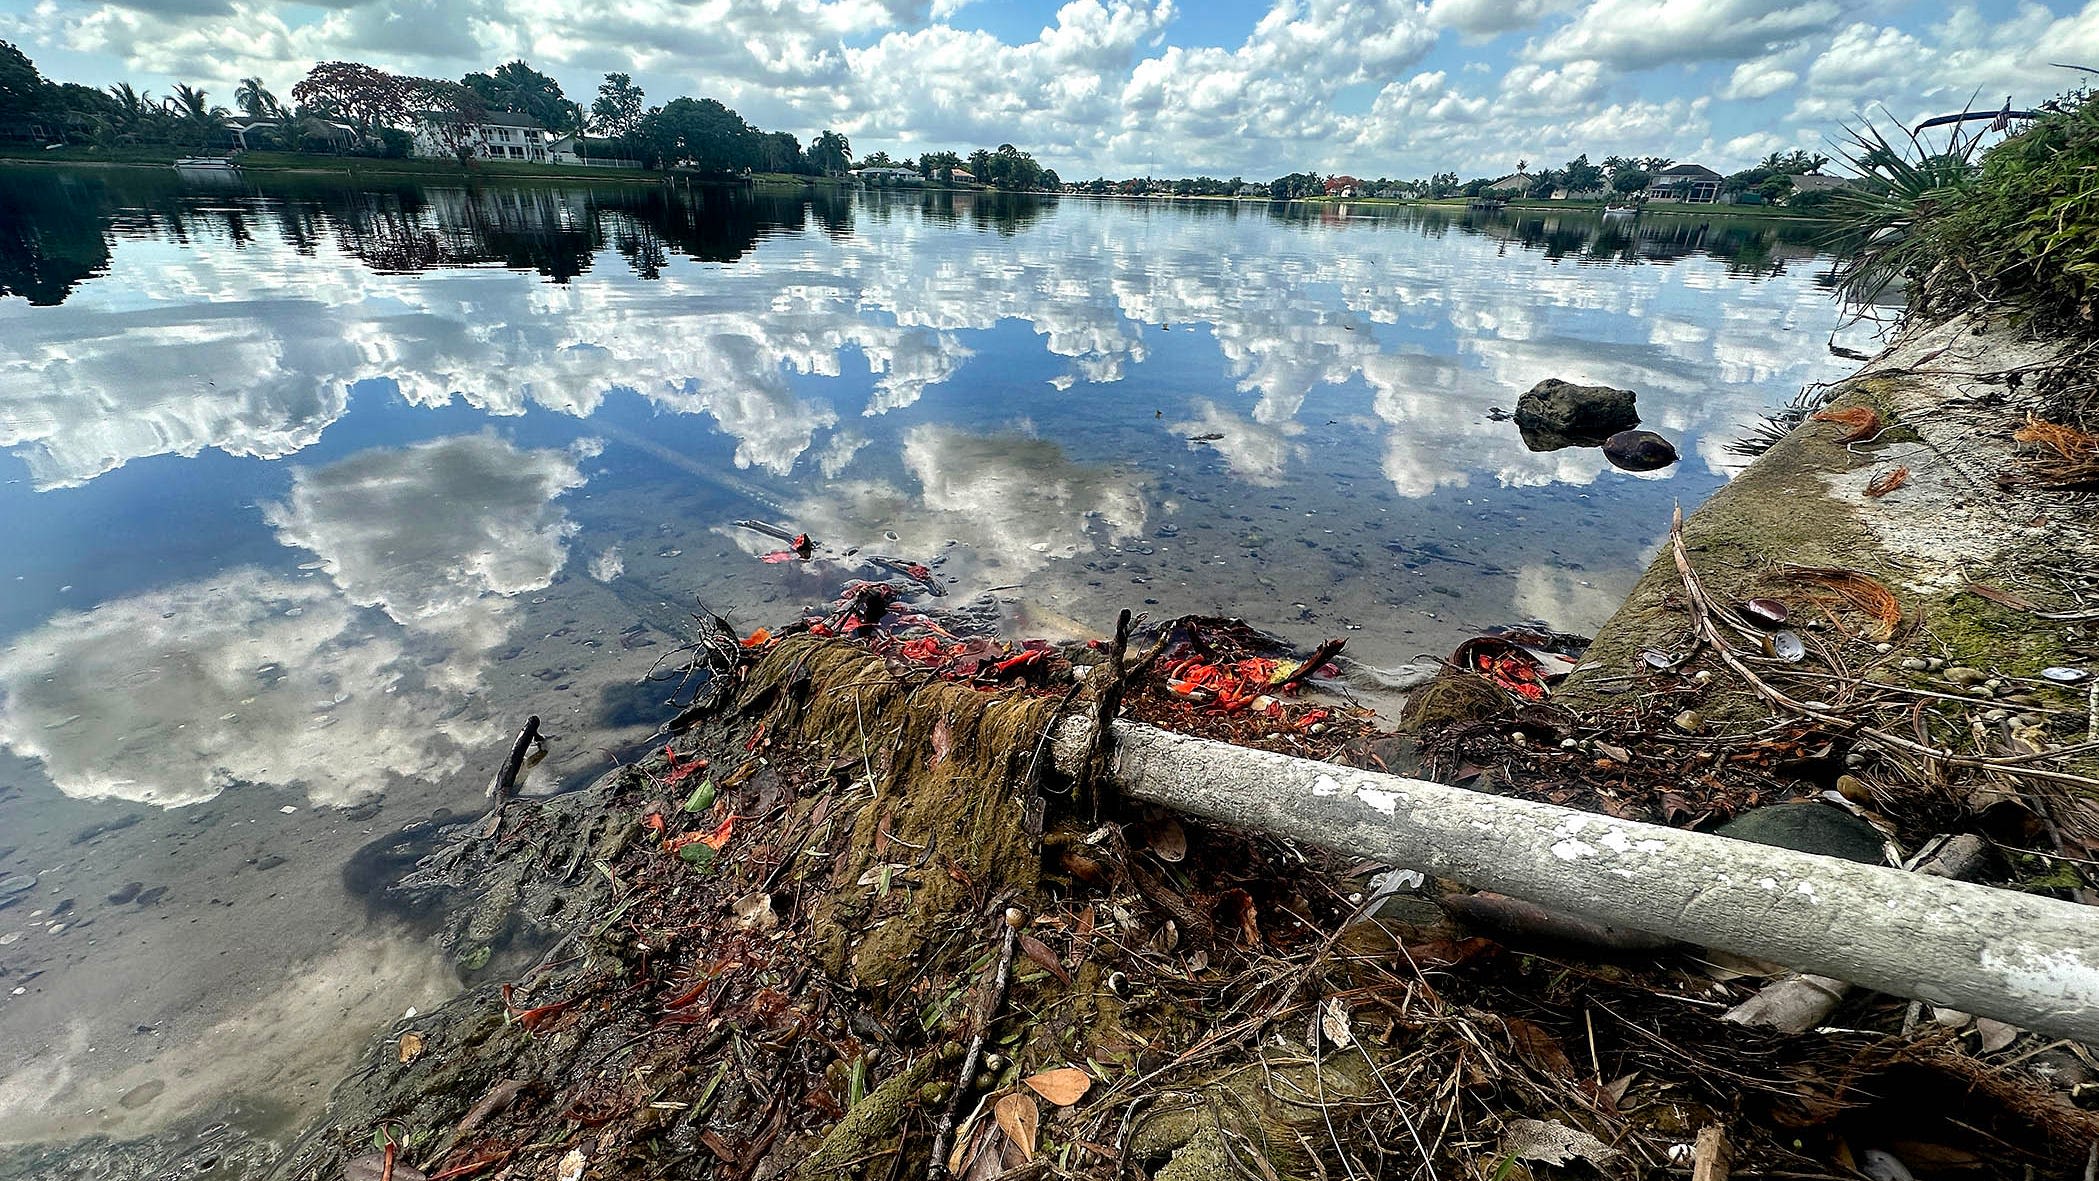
[0,167,1866,1165]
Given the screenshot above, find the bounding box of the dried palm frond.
[1780,565,1907,641]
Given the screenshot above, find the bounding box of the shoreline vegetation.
[125,90,2099,1181]
[8,42,2099,1181]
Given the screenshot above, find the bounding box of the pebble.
[1559,738,1578,749]
[1925,657,1944,671]
[1899,657,1929,671]
[1943,667,1986,687]
[1874,643,1892,654]
[1673,710,1705,734]
[1984,709,2009,722]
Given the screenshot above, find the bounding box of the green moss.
[1927,589,2077,677]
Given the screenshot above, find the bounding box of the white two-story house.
[411,112,577,165]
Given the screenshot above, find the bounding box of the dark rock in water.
[106,881,142,904]
[1514,379,1639,442]
[1602,429,1679,472]
[133,885,168,906]
[1716,803,1885,864]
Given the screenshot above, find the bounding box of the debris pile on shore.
[270,545,2099,1181]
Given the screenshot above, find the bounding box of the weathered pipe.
[1054,718,2099,1044]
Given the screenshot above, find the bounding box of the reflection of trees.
[1258,201,1820,278]
[0,174,824,302]
[0,170,113,305]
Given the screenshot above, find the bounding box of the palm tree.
[105,82,153,127]
[166,84,228,148]
[234,77,280,120]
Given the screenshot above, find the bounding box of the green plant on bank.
[1831,79,2099,331]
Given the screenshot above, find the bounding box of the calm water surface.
[0,167,1865,1161]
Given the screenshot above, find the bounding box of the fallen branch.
[1723,834,1989,1031]
[1050,718,2099,1044]
[928,909,1024,1180]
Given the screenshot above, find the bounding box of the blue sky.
[3,0,2090,178]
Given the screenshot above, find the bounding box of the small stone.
[1984,709,2009,722]
[1873,643,1892,654]
[1983,678,2004,692]
[1835,774,1872,802]
[1601,428,1680,472]
[1560,738,1578,749]
[1899,658,1929,671]
[1510,731,1527,743]
[1943,667,1986,687]
[1691,669,1713,684]
[1925,657,1945,671]
[1673,710,1705,734]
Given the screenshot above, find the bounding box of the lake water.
[0,167,1865,1166]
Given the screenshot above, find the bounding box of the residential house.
[1786,173,1850,195]
[1645,163,1722,203]
[854,166,926,187]
[1324,174,1362,197]
[1484,171,1533,196]
[411,112,576,164]
[1237,183,1268,197]
[948,168,977,185]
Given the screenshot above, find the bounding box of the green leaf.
[678,843,717,872]
[682,780,716,812]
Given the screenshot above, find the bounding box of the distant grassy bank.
[0,145,859,189]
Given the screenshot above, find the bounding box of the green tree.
[1561,153,1605,193]
[234,77,280,120]
[462,60,580,132]
[919,149,961,183]
[1611,167,1651,194]
[860,149,896,169]
[640,97,761,171]
[1427,170,1459,198]
[590,72,644,137]
[761,130,803,173]
[0,40,43,121]
[408,77,488,161]
[1639,156,1675,173]
[807,129,851,173]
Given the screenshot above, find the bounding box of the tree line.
[1067,150,1836,208]
[0,41,1062,189]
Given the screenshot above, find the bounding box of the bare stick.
[1692,1126,1733,1181]
[928,910,1023,1180]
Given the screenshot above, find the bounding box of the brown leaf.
[397,1031,425,1064]
[1023,1067,1092,1106]
[1145,818,1187,862]
[1865,466,1909,498]
[1812,406,1882,442]
[1501,1016,1577,1079]
[993,1092,1039,1162]
[452,1078,524,1137]
[1018,934,1072,985]
[931,717,953,767]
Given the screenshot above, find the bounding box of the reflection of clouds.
[0,307,356,489]
[0,572,475,807]
[0,196,1854,504]
[1510,564,1629,634]
[1171,399,1302,487]
[790,426,1146,589]
[263,433,585,674]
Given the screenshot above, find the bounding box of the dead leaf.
[1501,1016,1576,1078]
[1023,1067,1092,1106]
[556,1148,586,1181]
[931,717,953,768]
[1865,466,1910,498]
[1018,934,1072,985]
[1320,996,1355,1049]
[1594,741,1633,764]
[731,892,778,932]
[1500,1118,1621,1166]
[1973,1017,2021,1053]
[993,1091,1039,1161]
[1146,818,1187,862]
[1812,406,1882,442]
[452,1078,524,1136]
[397,1031,425,1064]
